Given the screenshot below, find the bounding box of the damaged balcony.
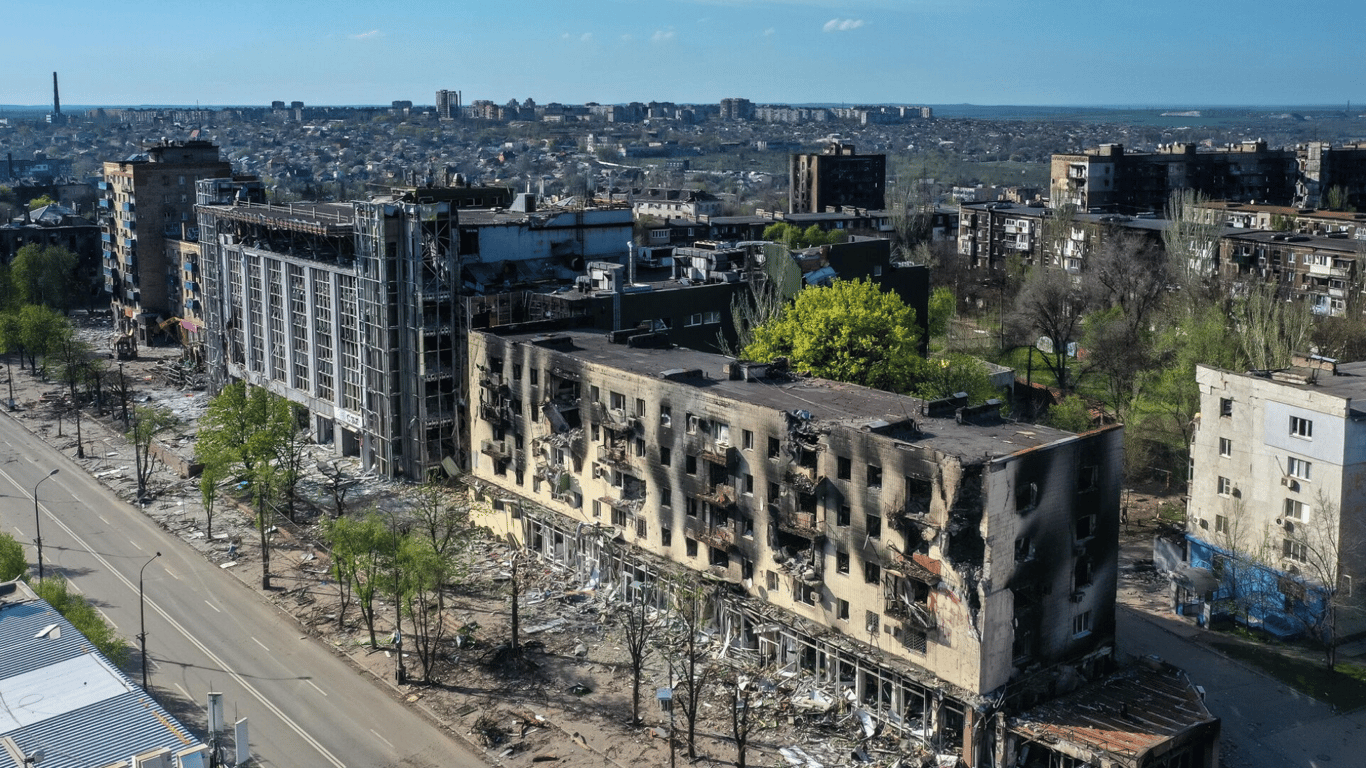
[784,465,823,495]
[695,524,737,552]
[884,572,936,631]
[697,482,737,509]
[699,444,736,468]
[480,439,514,460]
[596,442,630,470]
[591,401,638,433]
[774,496,825,541]
[480,399,512,424]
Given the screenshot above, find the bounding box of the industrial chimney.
[52,72,60,116]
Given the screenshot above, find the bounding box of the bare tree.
[1163,189,1226,311]
[1234,281,1312,371]
[619,579,659,726]
[1010,266,1089,393]
[728,672,756,768]
[669,579,715,759]
[1278,492,1359,669]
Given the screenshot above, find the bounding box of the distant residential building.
[957,201,1168,273]
[436,89,461,120]
[100,140,232,342]
[0,204,101,307]
[719,97,754,121]
[789,143,886,214]
[1219,230,1363,316]
[1051,141,1366,214]
[616,188,722,220]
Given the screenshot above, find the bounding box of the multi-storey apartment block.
[790,143,886,214]
[467,327,1216,766]
[1219,231,1363,316]
[957,201,1168,273]
[1183,362,1366,640]
[100,141,231,342]
[1052,141,1366,214]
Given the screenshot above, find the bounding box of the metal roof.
[0,585,205,768]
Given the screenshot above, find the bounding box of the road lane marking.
[12,526,23,536]
[204,600,221,613]
[130,539,143,551]
[369,730,394,750]
[307,680,328,697]
[0,464,349,768]
[163,568,180,581]
[97,607,119,630]
[176,683,191,700]
[252,636,269,651]
[98,514,109,524]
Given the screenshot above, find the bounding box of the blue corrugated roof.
[0,589,206,767]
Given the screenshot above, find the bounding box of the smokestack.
[52,72,60,115]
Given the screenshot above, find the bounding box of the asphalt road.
[0,414,481,768]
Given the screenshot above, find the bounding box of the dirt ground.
[10,314,1185,768]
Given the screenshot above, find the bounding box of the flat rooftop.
[488,329,1079,462]
[200,201,354,235]
[1010,662,1216,760]
[1221,229,1362,253]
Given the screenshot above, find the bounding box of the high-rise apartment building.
[436,89,462,120]
[100,141,231,342]
[789,143,886,213]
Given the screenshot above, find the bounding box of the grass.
[1208,638,1366,712]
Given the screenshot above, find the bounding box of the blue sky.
[7,0,1363,107]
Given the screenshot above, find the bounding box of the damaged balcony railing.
[480,439,514,460]
[591,401,637,432]
[695,524,736,552]
[776,505,825,540]
[699,444,737,468]
[697,482,736,509]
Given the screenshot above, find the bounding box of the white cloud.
[581,32,594,42]
[621,33,634,41]
[652,29,676,42]
[762,27,777,36]
[350,30,381,40]
[822,18,865,32]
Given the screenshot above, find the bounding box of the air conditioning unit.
[1281,476,1299,491]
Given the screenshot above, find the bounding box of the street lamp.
[33,468,59,581]
[139,551,162,691]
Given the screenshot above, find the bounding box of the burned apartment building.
[957,201,1168,274]
[468,328,1218,767]
[1051,141,1366,214]
[790,143,887,214]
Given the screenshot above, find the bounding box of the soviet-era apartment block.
[462,328,1219,766]
[197,191,460,481]
[1198,200,1366,239]
[1182,362,1366,640]
[101,141,231,343]
[1219,230,1363,316]
[790,143,886,214]
[1052,141,1366,215]
[957,201,1168,274]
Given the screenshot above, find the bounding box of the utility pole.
[33,468,59,580]
[138,552,162,690]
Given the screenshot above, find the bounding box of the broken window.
[1015,481,1038,512]
[685,454,697,475]
[635,397,646,417]
[865,611,880,634]
[1014,535,1034,562]
[837,505,851,527]
[530,368,538,386]
[838,599,850,620]
[1076,514,1096,540]
[661,527,672,547]
[612,507,628,527]
[686,413,699,434]
[660,447,671,466]
[1074,557,1093,589]
[743,429,754,451]
[867,464,882,490]
[686,538,698,558]
[686,497,698,517]
[636,517,648,539]
[710,546,730,567]
[837,550,850,574]
[768,436,781,459]
[866,514,882,539]
[512,363,522,381]
[766,571,779,591]
[591,385,600,403]
[1078,464,1098,492]
[1220,397,1233,417]
[838,456,852,480]
[660,404,672,428]
[864,562,881,584]
[661,488,672,507]
[743,473,754,495]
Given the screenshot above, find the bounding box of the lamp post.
[33,468,59,581]
[118,362,129,430]
[139,551,162,691]
[5,356,13,411]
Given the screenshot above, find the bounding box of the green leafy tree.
[0,531,26,580]
[744,278,920,391]
[33,577,128,665]
[11,244,78,312]
[926,285,956,342]
[195,382,294,589]
[17,304,70,373]
[398,531,467,683]
[911,353,998,403]
[26,194,56,210]
[129,406,178,501]
[322,512,393,645]
[1047,394,1094,433]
